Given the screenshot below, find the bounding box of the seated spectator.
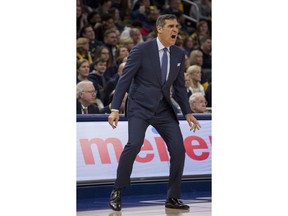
[140,6,160,38]
[96,0,112,17]
[119,36,135,51]
[76,80,111,114]
[191,20,210,49]
[170,86,182,115]
[186,65,205,95]
[77,4,88,37]
[130,27,143,45]
[109,91,128,114]
[77,59,90,83]
[91,45,118,82]
[94,13,116,42]
[184,73,193,100]
[114,44,129,66]
[205,81,212,107]
[197,36,211,90]
[103,61,126,106]
[198,35,211,70]
[189,50,203,66]
[183,36,195,56]
[131,0,151,22]
[88,58,108,104]
[108,7,125,32]
[120,20,144,43]
[189,0,211,22]
[77,37,93,64]
[103,28,119,66]
[189,92,208,113]
[86,10,101,28]
[78,24,104,60]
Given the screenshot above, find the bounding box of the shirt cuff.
[111,109,119,112]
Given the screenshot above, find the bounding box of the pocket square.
[177,63,181,66]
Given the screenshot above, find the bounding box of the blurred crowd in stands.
[76,0,211,114]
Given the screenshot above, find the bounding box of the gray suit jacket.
[111,38,192,119]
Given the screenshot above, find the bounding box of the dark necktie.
[161,48,168,85]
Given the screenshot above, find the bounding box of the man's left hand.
[185,113,201,132]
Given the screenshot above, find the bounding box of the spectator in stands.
[120,20,144,43]
[77,37,93,64]
[94,13,116,42]
[189,0,211,22]
[77,59,90,83]
[119,36,135,51]
[197,35,211,90]
[77,4,88,37]
[115,45,130,66]
[78,24,104,60]
[145,26,157,41]
[81,0,99,10]
[112,0,133,22]
[170,86,183,115]
[88,58,108,104]
[205,81,212,107]
[119,92,128,114]
[184,54,190,71]
[92,46,118,82]
[191,20,210,49]
[184,73,193,100]
[183,36,195,56]
[189,92,208,113]
[76,80,111,114]
[140,6,160,38]
[198,35,211,70]
[189,49,203,66]
[175,35,184,50]
[161,0,183,20]
[186,65,205,95]
[103,28,119,64]
[129,27,143,45]
[86,10,101,29]
[96,0,112,17]
[108,7,125,32]
[131,0,151,19]
[103,61,126,106]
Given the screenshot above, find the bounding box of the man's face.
[105,32,118,46]
[157,19,179,47]
[84,27,95,40]
[94,62,107,74]
[80,84,96,104]
[190,96,207,113]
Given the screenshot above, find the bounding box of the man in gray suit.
[108,14,201,211]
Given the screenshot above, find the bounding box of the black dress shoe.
[165,198,190,210]
[109,189,122,211]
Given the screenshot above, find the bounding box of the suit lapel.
[149,39,162,85]
[166,46,178,85]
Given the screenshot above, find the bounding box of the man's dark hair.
[156,14,177,27]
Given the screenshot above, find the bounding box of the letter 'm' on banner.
[80,138,123,164]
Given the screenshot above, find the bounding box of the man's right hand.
[108,111,119,129]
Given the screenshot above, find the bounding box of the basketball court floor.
[77,180,211,216]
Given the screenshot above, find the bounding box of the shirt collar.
[81,104,88,110]
[157,38,170,52]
